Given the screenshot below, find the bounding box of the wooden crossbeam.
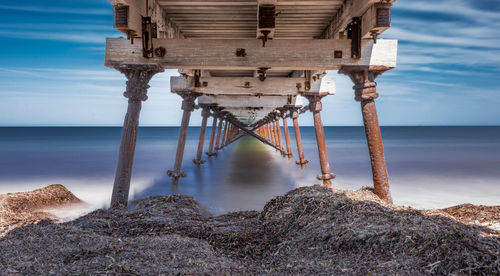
[171,76,335,95]
[257,0,276,45]
[321,0,396,39]
[199,95,290,108]
[158,1,343,6]
[109,0,183,39]
[105,38,397,70]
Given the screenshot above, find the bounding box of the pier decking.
[104,0,398,207]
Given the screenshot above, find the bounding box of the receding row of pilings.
[109,64,392,208]
[165,93,337,188]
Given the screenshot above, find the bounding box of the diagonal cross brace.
[229,119,285,153]
[220,131,248,149]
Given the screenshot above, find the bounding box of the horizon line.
[1,125,499,128]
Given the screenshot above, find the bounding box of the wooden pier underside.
[106,0,397,125]
[106,0,398,206]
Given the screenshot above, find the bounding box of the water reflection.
[134,137,297,214]
[1,127,499,215]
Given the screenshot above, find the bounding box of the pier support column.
[193,105,210,165]
[167,92,198,182]
[264,122,270,142]
[111,64,163,208]
[275,115,284,151]
[221,121,228,147]
[291,109,309,165]
[304,94,335,185]
[270,120,277,146]
[281,111,293,157]
[340,68,392,203]
[206,110,218,157]
[214,115,224,151]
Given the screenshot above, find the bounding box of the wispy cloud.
[393,0,500,24]
[0,30,111,44]
[0,4,109,15]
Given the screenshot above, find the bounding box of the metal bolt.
[154,47,166,57]
[235,48,247,57]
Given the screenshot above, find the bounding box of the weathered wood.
[321,0,396,39]
[171,76,335,95]
[109,0,183,39]
[198,95,290,108]
[257,0,276,44]
[105,38,398,70]
[158,1,343,6]
[361,3,391,40]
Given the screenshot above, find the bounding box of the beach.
[0,184,499,274]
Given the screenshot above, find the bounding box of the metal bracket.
[142,17,157,58]
[257,67,270,81]
[304,70,311,92]
[348,17,362,59]
[194,69,202,87]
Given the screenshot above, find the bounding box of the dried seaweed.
[1,185,499,275]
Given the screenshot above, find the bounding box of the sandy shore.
[0,184,499,274]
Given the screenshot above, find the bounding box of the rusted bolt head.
[334,50,343,59]
[202,81,208,87]
[154,47,166,57]
[235,48,246,57]
[244,81,251,88]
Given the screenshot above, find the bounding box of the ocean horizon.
[1,126,499,216]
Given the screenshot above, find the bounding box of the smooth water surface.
[0,126,499,215]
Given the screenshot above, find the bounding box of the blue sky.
[0,0,499,126]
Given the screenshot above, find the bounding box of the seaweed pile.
[0,185,499,274]
[0,184,82,237]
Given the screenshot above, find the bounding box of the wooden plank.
[198,95,290,108]
[170,76,336,95]
[158,0,342,6]
[105,38,398,70]
[257,0,277,42]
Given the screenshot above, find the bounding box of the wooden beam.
[109,0,183,39]
[320,0,396,39]
[171,76,335,95]
[105,38,398,70]
[158,1,343,6]
[361,3,392,40]
[257,0,276,44]
[198,95,291,108]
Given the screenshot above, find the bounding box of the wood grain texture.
[105,38,398,70]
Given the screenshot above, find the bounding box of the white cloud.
[0,4,109,15]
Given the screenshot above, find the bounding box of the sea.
[0,126,499,216]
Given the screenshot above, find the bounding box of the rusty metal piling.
[167,92,198,182]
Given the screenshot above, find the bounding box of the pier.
[105,0,398,207]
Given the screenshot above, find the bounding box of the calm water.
[0,127,499,215]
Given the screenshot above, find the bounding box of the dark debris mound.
[0,184,83,237]
[441,204,500,224]
[1,185,500,275]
